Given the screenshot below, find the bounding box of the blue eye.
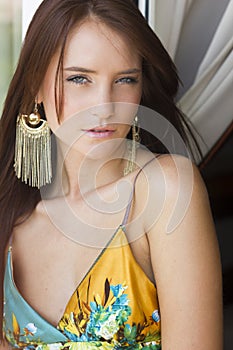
[116,77,138,84]
[66,75,89,85]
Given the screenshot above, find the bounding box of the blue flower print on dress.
[57,278,161,348]
[152,310,160,323]
[86,282,131,341]
[24,322,38,336]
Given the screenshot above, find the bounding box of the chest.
[11,221,152,326]
[4,228,161,349]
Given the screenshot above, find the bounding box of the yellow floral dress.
[3,225,161,349]
[3,159,161,349]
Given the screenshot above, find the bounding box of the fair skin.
[2,19,223,350]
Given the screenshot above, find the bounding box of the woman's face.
[38,19,142,157]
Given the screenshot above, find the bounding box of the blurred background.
[0,0,232,348]
[0,1,21,110]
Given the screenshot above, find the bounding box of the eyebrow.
[64,67,141,74]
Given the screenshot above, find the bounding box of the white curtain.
[153,0,193,60]
[142,0,233,159]
[139,0,194,59]
[179,1,233,156]
[22,0,41,39]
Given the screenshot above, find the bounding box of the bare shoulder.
[145,152,218,258]
[144,153,223,349]
[145,152,206,193]
[155,153,206,190]
[135,153,208,232]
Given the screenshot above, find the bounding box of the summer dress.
[3,159,161,350]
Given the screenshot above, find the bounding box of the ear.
[37,89,43,104]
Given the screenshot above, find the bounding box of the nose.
[91,86,114,121]
[92,102,114,122]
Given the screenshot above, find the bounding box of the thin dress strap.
[8,234,13,250]
[121,155,160,226]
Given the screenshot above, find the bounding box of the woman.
[0,0,222,349]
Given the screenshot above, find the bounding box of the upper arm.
[147,155,223,350]
[0,340,12,349]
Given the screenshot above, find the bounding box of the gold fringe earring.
[14,102,52,188]
[124,116,141,176]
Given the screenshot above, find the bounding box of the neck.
[54,139,127,200]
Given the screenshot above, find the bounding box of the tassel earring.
[14,102,52,188]
[124,116,141,176]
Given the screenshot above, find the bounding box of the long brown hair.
[0,0,201,335]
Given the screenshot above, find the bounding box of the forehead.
[63,19,141,67]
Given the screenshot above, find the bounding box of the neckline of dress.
[6,224,126,329]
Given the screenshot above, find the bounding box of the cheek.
[132,89,142,104]
[120,125,132,139]
[63,89,89,115]
[113,98,140,129]
[118,93,141,106]
[116,84,142,105]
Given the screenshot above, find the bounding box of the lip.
[82,126,116,139]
